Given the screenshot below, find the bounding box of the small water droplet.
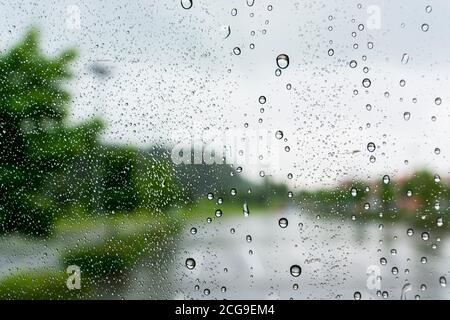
[243,201,250,217]
[401,53,409,64]
[233,47,241,55]
[367,142,376,152]
[421,23,429,32]
[439,276,447,287]
[190,227,197,235]
[421,232,429,241]
[354,291,361,300]
[383,175,390,184]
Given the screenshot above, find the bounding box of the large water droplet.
[275,130,284,139]
[354,291,361,300]
[290,265,302,277]
[181,0,193,9]
[276,54,289,69]
[362,78,371,88]
[279,218,288,228]
[186,258,196,270]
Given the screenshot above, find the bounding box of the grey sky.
[1,0,449,188]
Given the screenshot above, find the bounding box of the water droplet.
[233,47,241,55]
[207,193,214,200]
[222,25,231,39]
[203,288,210,295]
[221,286,226,293]
[190,227,197,235]
[367,142,376,152]
[186,258,196,270]
[259,96,266,104]
[246,234,252,243]
[275,130,284,139]
[231,8,237,16]
[328,49,334,56]
[276,54,289,69]
[421,232,429,241]
[421,23,429,32]
[243,201,250,217]
[279,218,288,228]
[354,291,361,300]
[351,187,358,197]
[349,60,357,68]
[403,112,411,121]
[215,209,223,218]
[364,203,370,210]
[421,257,427,264]
[383,175,390,184]
[230,228,235,234]
[437,217,444,227]
[392,267,399,275]
[434,174,441,182]
[426,5,432,13]
[400,79,406,87]
[401,53,409,64]
[435,97,442,105]
[407,228,414,236]
[290,265,302,277]
[180,0,193,9]
[439,276,447,287]
[362,78,371,88]
[246,0,255,6]
[434,147,441,155]
[406,190,413,197]
[230,188,237,196]
[380,257,387,265]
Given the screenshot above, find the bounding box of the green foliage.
[0,28,180,236]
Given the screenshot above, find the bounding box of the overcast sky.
[1,0,450,188]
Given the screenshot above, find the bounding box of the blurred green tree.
[0,28,102,235]
[0,28,180,236]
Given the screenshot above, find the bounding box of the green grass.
[0,269,92,300]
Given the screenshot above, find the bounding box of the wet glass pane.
[0,0,449,300]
